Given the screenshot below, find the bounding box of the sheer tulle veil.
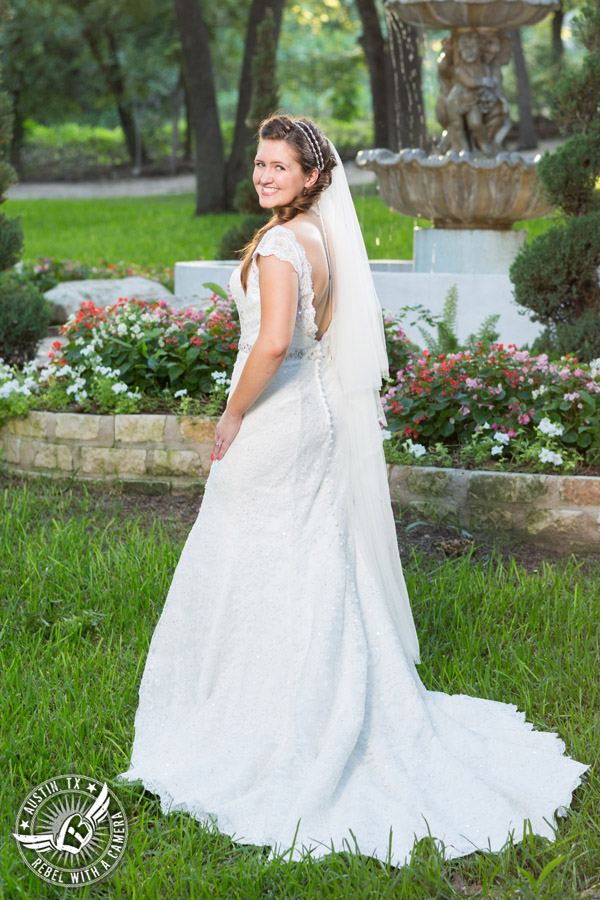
[317,140,420,665]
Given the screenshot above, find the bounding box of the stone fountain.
[357,0,559,277]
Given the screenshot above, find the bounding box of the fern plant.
[416,285,500,356]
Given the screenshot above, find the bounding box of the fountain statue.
[357,0,559,274]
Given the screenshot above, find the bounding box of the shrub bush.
[510,211,600,359]
[0,272,51,366]
[217,215,268,261]
[510,2,600,361]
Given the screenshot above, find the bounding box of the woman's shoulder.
[254,225,306,278]
[279,215,324,258]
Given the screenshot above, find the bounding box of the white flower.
[531,384,547,400]
[481,421,491,430]
[211,370,231,387]
[494,432,510,445]
[117,323,128,336]
[539,447,563,466]
[174,388,188,399]
[381,429,392,442]
[404,438,426,458]
[537,417,563,437]
[111,382,128,394]
[491,445,503,456]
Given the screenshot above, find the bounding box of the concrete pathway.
[7,161,375,200]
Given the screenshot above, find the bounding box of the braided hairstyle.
[240,114,336,291]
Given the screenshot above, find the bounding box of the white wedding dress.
[118,225,588,866]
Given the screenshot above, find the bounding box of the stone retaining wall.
[389,465,600,552]
[2,412,600,549]
[0,411,217,494]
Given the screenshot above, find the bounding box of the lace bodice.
[229,225,324,359]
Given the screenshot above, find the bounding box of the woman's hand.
[211,407,243,461]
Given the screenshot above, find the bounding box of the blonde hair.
[239,114,336,291]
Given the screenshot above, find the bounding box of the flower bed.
[3,296,600,479]
[381,341,600,476]
[0,293,238,426]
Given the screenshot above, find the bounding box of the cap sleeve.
[253,226,303,280]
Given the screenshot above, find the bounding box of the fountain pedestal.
[414,227,526,274]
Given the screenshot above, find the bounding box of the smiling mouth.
[261,187,278,195]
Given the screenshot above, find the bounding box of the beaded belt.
[237,338,320,360]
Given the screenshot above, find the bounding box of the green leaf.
[167,364,184,383]
[203,282,229,301]
[186,346,201,364]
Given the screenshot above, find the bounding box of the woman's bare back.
[284,212,331,340]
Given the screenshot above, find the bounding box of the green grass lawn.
[6,190,556,271]
[1,477,597,899]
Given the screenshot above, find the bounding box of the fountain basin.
[389,0,559,29]
[356,148,555,229]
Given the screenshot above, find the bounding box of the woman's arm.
[211,254,298,461]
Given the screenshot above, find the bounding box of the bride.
[117,114,587,866]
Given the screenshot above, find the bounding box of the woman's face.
[253,139,318,210]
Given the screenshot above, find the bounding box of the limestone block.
[526,508,585,536]
[2,435,20,463]
[406,467,450,497]
[388,465,411,500]
[404,499,460,527]
[115,415,166,444]
[80,447,146,476]
[196,443,213,475]
[467,472,517,503]
[516,474,551,504]
[55,413,101,441]
[150,449,203,476]
[29,441,73,471]
[44,276,173,325]
[177,416,217,444]
[7,411,47,438]
[468,505,516,532]
[558,477,600,507]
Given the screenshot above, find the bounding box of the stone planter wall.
[2,413,600,549]
[389,465,600,552]
[0,411,216,494]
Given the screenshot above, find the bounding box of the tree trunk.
[552,5,564,66]
[83,25,149,165]
[386,9,429,151]
[170,71,184,176]
[9,99,24,179]
[510,29,537,150]
[225,0,286,205]
[354,0,390,148]
[173,0,226,213]
[183,76,193,162]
